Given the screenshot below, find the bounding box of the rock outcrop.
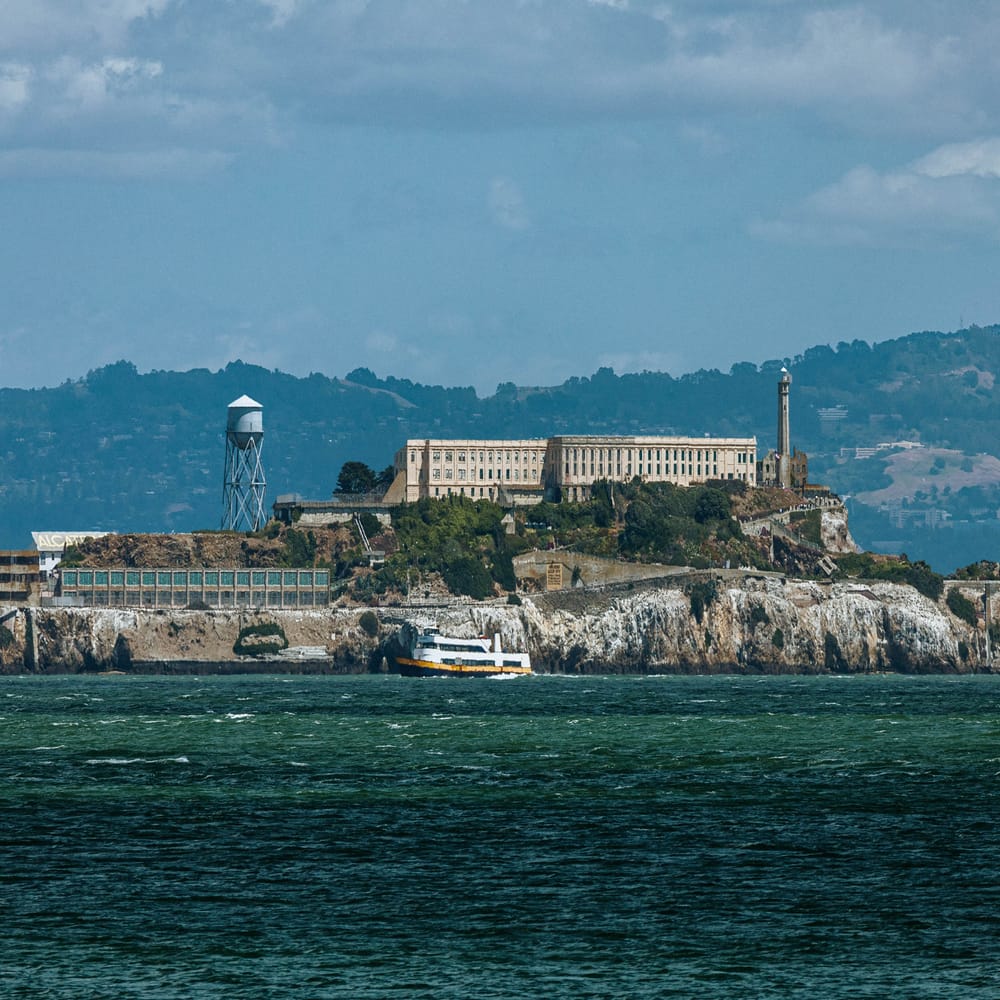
[2,572,992,675]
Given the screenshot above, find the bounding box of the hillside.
[2,326,1000,571]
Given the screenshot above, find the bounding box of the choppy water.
[2,673,999,998]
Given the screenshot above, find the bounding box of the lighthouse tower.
[221,395,267,531]
[776,368,791,489]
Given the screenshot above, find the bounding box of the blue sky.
[2,0,1000,394]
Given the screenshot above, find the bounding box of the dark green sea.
[3,673,999,998]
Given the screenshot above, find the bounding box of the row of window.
[432,487,499,498]
[561,447,733,462]
[565,462,722,478]
[431,467,541,482]
[58,590,330,608]
[422,450,542,464]
[60,569,330,588]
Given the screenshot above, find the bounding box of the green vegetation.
[689,579,717,624]
[834,553,944,600]
[953,561,1000,581]
[6,327,1000,573]
[620,482,733,558]
[0,624,14,649]
[749,604,770,627]
[233,622,288,657]
[358,496,523,599]
[772,628,785,650]
[945,588,979,626]
[357,513,382,541]
[789,508,822,546]
[336,461,377,494]
[57,544,84,569]
[280,528,318,567]
[358,610,379,637]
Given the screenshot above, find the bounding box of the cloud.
[753,137,1000,246]
[0,61,30,114]
[0,1,172,51]
[488,177,530,231]
[914,138,1000,179]
[0,2,999,176]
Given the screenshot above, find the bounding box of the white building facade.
[395,435,757,503]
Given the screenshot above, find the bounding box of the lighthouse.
[777,368,791,489]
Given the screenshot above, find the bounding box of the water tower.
[221,395,267,531]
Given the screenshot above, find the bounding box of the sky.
[2,1,1000,395]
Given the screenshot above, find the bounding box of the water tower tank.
[227,395,263,449]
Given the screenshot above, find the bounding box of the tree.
[336,461,377,494]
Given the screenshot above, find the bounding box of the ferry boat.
[394,622,531,678]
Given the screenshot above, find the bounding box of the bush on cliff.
[388,496,508,599]
[359,610,379,637]
[0,624,14,649]
[946,588,978,626]
[688,579,717,624]
[835,553,944,600]
[233,622,289,657]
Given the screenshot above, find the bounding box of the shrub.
[282,528,317,567]
[359,610,379,637]
[442,556,494,600]
[233,622,288,657]
[358,512,382,540]
[772,628,785,650]
[507,593,522,606]
[0,624,14,649]
[749,604,770,627]
[946,588,978,627]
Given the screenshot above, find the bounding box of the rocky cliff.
[1,571,993,675]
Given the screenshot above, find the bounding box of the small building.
[757,448,809,490]
[32,531,112,580]
[0,550,42,605]
[271,493,392,528]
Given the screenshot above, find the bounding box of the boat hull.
[395,656,531,678]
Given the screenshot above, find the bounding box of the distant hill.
[2,326,1000,572]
